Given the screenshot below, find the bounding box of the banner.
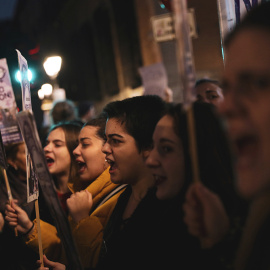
[16,50,38,202]
[16,111,83,270]
[217,0,267,46]
[0,130,8,170]
[16,49,32,112]
[139,62,168,99]
[0,58,23,144]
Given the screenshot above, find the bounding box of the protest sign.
[0,123,18,235]
[139,62,168,99]
[16,49,32,112]
[217,0,264,54]
[0,58,23,145]
[0,129,8,170]
[16,110,83,270]
[16,49,38,202]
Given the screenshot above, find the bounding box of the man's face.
[219,28,270,199]
[196,82,224,106]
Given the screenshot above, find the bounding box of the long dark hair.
[165,102,245,215]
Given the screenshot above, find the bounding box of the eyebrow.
[205,90,217,94]
[79,137,92,142]
[107,134,124,139]
[159,138,177,144]
[46,139,65,144]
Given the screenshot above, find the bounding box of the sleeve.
[23,219,66,263]
[70,215,104,269]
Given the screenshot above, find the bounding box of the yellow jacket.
[24,167,126,268]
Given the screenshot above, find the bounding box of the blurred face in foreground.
[146,115,185,200]
[73,125,107,182]
[219,28,270,199]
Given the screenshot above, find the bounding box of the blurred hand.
[183,182,230,248]
[5,199,33,234]
[37,254,66,270]
[0,212,4,232]
[67,190,93,223]
[164,87,173,102]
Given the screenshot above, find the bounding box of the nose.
[218,88,246,120]
[73,144,81,157]
[145,149,160,168]
[43,142,52,153]
[102,140,111,155]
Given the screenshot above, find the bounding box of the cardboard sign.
[16,110,83,270]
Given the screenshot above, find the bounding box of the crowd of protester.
[1,2,270,270]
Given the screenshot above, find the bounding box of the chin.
[79,175,90,182]
[156,189,170,200]
[237,175,263,199]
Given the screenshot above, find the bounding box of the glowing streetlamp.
[43,56,62,79]
[42,55,65,101]
[41,56,64,127]
[15,69,33,82]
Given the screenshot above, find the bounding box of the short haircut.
[101,95,166,152]
[78,101,94,118]
[50,100,78,125]
[195,78,220,88]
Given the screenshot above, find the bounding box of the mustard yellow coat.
[24,167,125,268]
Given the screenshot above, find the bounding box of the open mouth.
[234,135,258,155]
[106,158,116,172]
[233,134,259,168]
[153,174,166,186]
[46,157,54,167]
[76,160,86,173]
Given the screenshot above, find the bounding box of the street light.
[15,69,33,82]
[42,55,65,101]
[43,56,62,79]
[41,56,64,127]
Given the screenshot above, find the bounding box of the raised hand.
[183,182,230,249]
[67,190,93,223]
[0,212,4,232]
[5,199,34,234]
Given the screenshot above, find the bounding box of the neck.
[130,168,155,198]
[54,174,69,193]
[123,174,154,220]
